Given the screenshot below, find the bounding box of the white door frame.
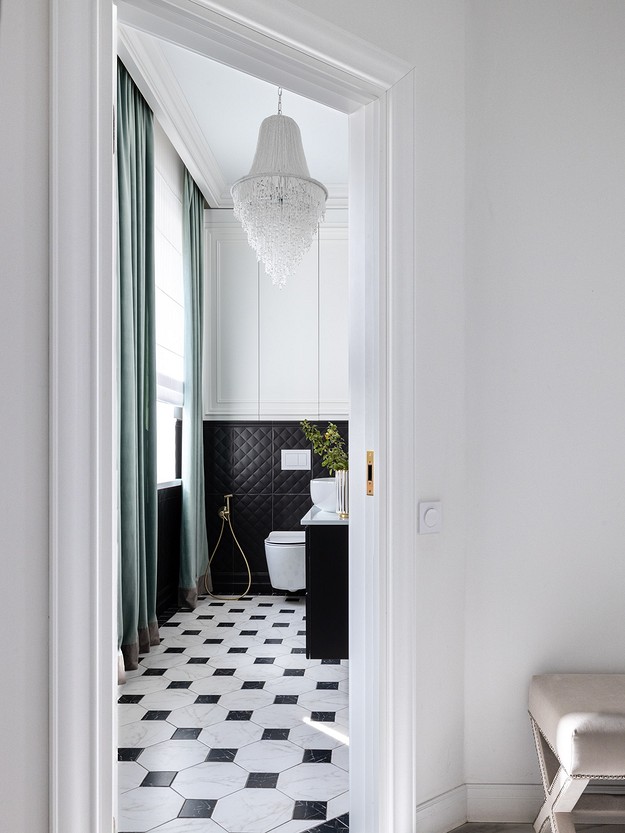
[49,2,417,831]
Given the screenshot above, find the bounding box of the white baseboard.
[415,785,467,833]
[466,783,543,822]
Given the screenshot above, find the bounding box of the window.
[154,122,184,483]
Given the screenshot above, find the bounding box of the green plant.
[300,420,348,473]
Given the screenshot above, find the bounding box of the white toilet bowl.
[264,531,306,592]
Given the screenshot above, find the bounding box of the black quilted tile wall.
[202,420,348,595]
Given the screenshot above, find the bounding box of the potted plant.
[300,420,348,516]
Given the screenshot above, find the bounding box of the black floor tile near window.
[140,771,176,787]
[293,800,328,820]
[205,748,237,762]
[118,748,143,761]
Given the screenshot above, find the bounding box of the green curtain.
[117,61,159,670]
[179,169,210,607]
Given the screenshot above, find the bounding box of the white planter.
[310,477,337,512]
[336,469,349,517]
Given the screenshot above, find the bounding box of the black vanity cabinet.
[302,513,349,660]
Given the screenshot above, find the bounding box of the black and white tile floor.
[118,595,349,833]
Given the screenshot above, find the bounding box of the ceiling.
[119,26,349,209]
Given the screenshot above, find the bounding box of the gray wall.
[0,1,50,829]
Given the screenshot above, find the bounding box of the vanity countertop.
[300,507,349,526]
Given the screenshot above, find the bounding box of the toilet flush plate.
[281,449,311,470]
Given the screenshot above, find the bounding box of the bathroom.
[119,23,351,833]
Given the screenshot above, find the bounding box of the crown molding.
[117,0,411,113]
[118,25,229,206]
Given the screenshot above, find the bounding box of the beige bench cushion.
[529,674,625,777]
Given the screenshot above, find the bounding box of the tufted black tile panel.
[202,420,348,594]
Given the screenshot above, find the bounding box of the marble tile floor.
[452,826,625,833]
[118,594,349,833]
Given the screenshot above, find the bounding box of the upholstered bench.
[529,674,625,833]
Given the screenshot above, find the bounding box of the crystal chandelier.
[231,89,328,289]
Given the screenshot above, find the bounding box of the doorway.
[49,2,415,831]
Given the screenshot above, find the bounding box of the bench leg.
[530,716,589,833]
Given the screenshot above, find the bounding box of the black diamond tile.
[196,695,221,704]
[204,638,223,644]
[141,770,176,787]
[293,800,328,820]
[161,622,180,628]
[303,748,333,763]
[258,603,273,607]
[197,615,215,620]
[142,710,171,721]
[233,424,272,493]
[118,694,143,704]
[280,609,295,614]
[183,630,201,635]
[229,608,245,613]
[251,615,267,620]
[206,748,237,762]
[262,728,290,740]
[240,630,258,636]
[168,681,192,689]
[143,668,166,676]
[242,681,265,689]
[188,657,209,664]
[254,657,275,664]
[321,659,341,665]
[274,695,299,705]
[209,602,225,606]
[245,772,279,789]
[317,681,339,690]
[291,648,306,654]
[311,711,336,722]
[217,622,235,628]
[272,492,312,530]
[226,710,253,720]
[284,669,305,676]
[172,728,201,740]
[264,639,282,644]
[214,668,236,676]
[298,630,306,635]
[272,622,290,628]
[164,647,186,654]
[306,814,350,832]
[229,647,248,654]
[285,596,301,602]
[118,748,143,761]
[179,798,217,818]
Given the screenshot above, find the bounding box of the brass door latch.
[366,451,374,495]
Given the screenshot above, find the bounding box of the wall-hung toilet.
[264,531,306,592]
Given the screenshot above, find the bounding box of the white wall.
[0,1,50,830]
[465,0,625,819]
[290,0,468,821]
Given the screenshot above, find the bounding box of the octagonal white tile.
[234,739,303,773]
[218,687,274,711]
[137,739,209,772]
[121,675,171,695]
[272,653,318,670]
[233,663,284,682]
[171,761,247,799]
[189,675,242,695]
[118,719,174,749]
[206,653,255,669]
[278,762,348,800]
[118,760,147,793]
[288,722,345,750]
[244,642,293,658]
[249,703,308,729]
[211,785,293,833]
[153,820,225,833]
[164,664,215,682]
[167,702,228,728]
[332,743,349,771]
[297,689,349,712]
[198,719,264,749]
[303,664,348,682]
[139,689,197,711]
[263,675,317,696]
[119,704,147,725]
[140,652,189,669]
[118,785,183,832]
